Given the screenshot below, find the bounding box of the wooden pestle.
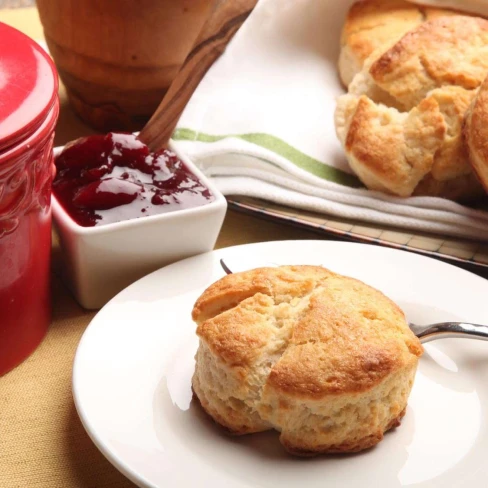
[138,0,258,151]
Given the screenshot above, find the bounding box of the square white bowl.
[52,140,227,310]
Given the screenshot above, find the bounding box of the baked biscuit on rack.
[339,0,461,87]
[336,16,488,199]
[465,74,488,193]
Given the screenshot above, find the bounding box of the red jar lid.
[0,22,58,152]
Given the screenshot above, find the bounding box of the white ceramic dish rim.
[72,240,488,488]
[51,140,227,236]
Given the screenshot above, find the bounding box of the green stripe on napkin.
[173,128,362,188]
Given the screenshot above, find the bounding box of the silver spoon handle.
[413,322,488,343]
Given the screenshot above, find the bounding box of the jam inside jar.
[53,133,215,227]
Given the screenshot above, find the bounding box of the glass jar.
[0,22,59,376]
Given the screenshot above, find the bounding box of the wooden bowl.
[36,0,216,132]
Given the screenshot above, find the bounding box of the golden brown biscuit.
[368,16,488,109]
[335,85,486,199]
[339,0,461,87]
[192,266,423,456]
[335,93,445,197]
[464,74,488,193]
[336,16,488,200]
[427,87,477,181]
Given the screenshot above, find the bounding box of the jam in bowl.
[53,133,215,227]
[51,135,227,310]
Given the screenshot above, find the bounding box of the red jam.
[53,133,214,227]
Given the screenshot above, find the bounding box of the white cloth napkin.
[173,0,488,241]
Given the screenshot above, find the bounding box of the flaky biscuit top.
[341,0,460,67]
[370,16,488,109]
[193,266,423,401]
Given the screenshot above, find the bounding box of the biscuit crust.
[465,75,488,192]
[336,15,488,200]
[336,93,449,197]
[192,266,423,455]
[370,16,488,109]
[339,0,461,87]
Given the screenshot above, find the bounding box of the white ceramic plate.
[73,240,488,488]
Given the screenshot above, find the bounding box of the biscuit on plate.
[464,74,488,193]
[192,266,423,456]
[339,0,461,87]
